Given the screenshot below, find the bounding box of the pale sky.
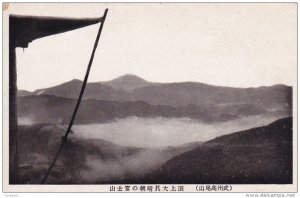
[7,3,297,91]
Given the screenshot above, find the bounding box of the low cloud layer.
[73,115,282,147]
[18,114,286,183]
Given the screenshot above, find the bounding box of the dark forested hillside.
[144,117,293,184]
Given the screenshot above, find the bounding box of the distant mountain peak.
[113,74,147,82]
[124,73,139,77]
[69,79,82,83]
[103,74,150,92]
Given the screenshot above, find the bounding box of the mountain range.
[20,74,292,108]
[16,75,294,184]
[17,74,292,124]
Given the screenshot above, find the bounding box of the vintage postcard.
[2,2,298,193]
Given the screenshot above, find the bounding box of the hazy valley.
[16,74,293,184]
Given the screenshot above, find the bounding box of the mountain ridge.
[18,74,292,110]
[21,74,292,94]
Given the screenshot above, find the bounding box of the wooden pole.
[9,46,19,184]
[41,9,108,184]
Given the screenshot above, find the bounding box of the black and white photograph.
[2,2,297,193]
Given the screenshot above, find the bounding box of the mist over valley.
[16,74,293,184]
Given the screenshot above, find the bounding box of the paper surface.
[2,3,298,192]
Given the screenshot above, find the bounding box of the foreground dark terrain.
[17,123,202,184]
[143,117,293,184]
[17,117,292,184]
